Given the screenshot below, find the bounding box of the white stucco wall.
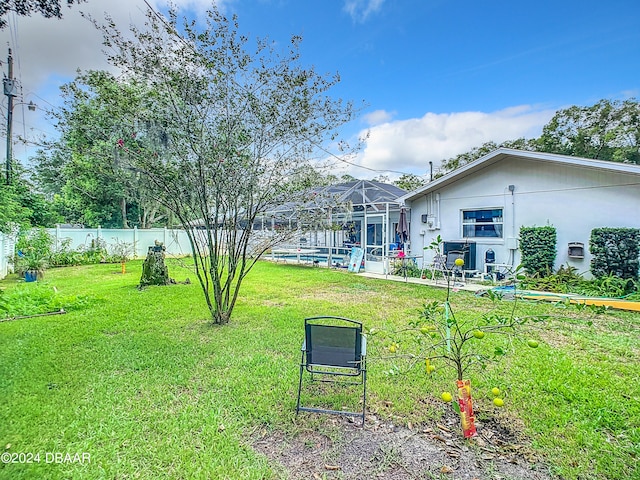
[406,157,640,277]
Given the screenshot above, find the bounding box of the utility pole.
[3,48,17,185]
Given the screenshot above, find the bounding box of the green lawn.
[0,260,638,479]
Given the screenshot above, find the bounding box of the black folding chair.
[296,316,367,426]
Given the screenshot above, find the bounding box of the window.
[462,209,503,238]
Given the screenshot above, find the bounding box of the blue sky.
[239,1,638,114]
[1,0,639,179]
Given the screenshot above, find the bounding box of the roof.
[398,148,640,203]
[316,180,407,207]
[186,180,407,226]
[265,180,407,218]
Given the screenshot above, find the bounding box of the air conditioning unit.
[443,241,476,270]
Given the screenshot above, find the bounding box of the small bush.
[520,226,557,277]
[520,264,582,293]
[520,264,638,298]
[578,273,638,298]
[31,235,127,269]
[14,227,54,276]
[391,258,422,278]
[590,227,640,280]
[48,238,85,267]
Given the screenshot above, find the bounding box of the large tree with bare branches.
[87,5,359,324]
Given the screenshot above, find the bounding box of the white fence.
[0,226,332,280]
[0,227,193,280]
[0,231,16,279]
[46,226,192,259]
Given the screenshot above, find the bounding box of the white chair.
[426,253,449,283]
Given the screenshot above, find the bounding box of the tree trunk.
[121,197,129,229]
[139,244,172,287]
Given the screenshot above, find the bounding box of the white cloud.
[343,0,385,22]
[0,0,218,151]
[347,105,556,178]
[1,1,556,182]
[362,109,395,126]
[0,0,217,91]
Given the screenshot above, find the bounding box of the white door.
[364,213,387,274]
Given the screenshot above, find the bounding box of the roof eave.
[398,148,640,203]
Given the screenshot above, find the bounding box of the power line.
[24,91,57,109]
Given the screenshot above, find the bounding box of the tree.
[90,5,360,324]
[285,168,356,191]
[0,165,60,232]
[393,173,426,192]
[0,185,24,232]
[34,71,168,228]
[440,98,640,174]
[0,0,85,29]
[371,174,390,183]
[440,138,536,173]
[376,236,548,438]
[537,98,640,164]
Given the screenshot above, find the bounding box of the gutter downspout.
[509,184,515,266]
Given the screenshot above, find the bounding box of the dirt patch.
[253,413,553,480]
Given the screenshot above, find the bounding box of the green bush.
[14,227,54,277]
[590,227,640,280]
[519,226,557,277]
[578,273,638,298]
[519,264,638,298]
[519,264,582,293]
[17,229,128,271]
[48,238,85,267]
[391,258,422,278]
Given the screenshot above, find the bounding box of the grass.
[0,260,638,479]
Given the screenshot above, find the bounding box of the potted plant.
[14,227,53,282]
[18,248,48,282]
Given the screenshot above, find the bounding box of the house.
[398,148,640,278]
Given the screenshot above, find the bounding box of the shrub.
[519,264,582,293]
[590,227,640,280]
[18,230,130,271]
[578,273,638,298]
[14,227,54,277]
[0,283,92,318]
[519,226,557,277]
[49,238,84,267]
[519,264,638,298]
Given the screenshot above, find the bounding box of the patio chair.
[296,316,367,426]
[426,253,449,283]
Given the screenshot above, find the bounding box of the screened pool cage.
[257,180,409,274]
